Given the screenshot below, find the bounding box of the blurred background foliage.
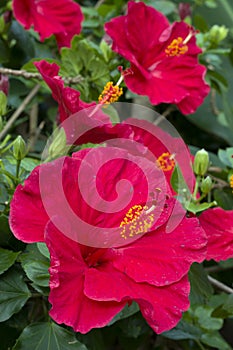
[0,0,233,349]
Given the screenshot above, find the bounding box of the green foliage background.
[0,0,233,349]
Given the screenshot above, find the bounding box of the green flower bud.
[193,149,209,176]
[48,127,67,158]
[209,25,228,44]
[201,176,212,194]
[13,135,27,161]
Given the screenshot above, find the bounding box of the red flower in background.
[0,74,9,95]
[12,0,84,48]
[199,207,233,261]
[10,146,207,334]
[105,1,210,115]
[34,60,112,144]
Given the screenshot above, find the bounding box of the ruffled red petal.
[199,207,233,261]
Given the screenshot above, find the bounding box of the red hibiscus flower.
[105,1,210,115]
[10,146,207,334]
[12,0,84,49]
[34,60,113,144]
[199,207,233,261]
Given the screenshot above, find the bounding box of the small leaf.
[170,164,191,196]
[214,188,233,210]
[201,332,231,350]
[185,201,216,214]
[0,248,20,275]
[13,322,88,350]
[37,243,50,259]
[194,306,223,331]
[0,268,31,322]
[108,302,139,326]
[162,319,201,340]
[189,263,213,306]
[20,244,50,287]
[146,0,175,15]
[218,148,233,167]
[223,294,233,314]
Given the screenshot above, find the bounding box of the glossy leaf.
[13,322,88,350]
[0,268,31,322]
[0,248,20,275]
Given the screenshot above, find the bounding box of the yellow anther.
[120,204,155,240]
[229,174,233,191]
[157,152,175,172]
[98,81,123,105]
[165,37,188,57]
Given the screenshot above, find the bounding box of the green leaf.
[0,248,20,275]
[185,94,233,146]
[214,188,233,210]
[108,302,140,326]
[194,306,223,331]
[36,243,50,259]
[201,332,231,350]
[60,36,110,101]
[171,164,191,196]
[0,91,7,116]
[22,261,49,287]
[162,319,201,340]
[0,268,31,322]
[13,322,88,350]
[145,0,175,15]
[223,294,233,314]
[0,214,15,248]
[218,148,233,167]
[20,244,50,287]
[185,201,216,214]
[189,263,213,306]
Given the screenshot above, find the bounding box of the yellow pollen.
[165,37,188,57]
[98,81,123,105]
[157,152,175,172]
[229,174,233,190]
[119,204,155,240]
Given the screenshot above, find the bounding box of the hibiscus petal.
[34,60,81,123]
[46,221,126,334]
[9,166,49,242]
[105,1,210,114]
[199,207,233,261]
[13,0,84,48]
[84,263,190,334]
[113,216,207,286]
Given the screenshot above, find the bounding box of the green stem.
[195,193,207,203]
[195,340,206,350]
[16,159,21,179]
[193,175,200,200]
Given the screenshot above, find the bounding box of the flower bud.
[193,149,209,176]
[13,136,27,161]
[209,25,228,44]
[178,3,191,21]
[48,127,67,158]
[0,74,9,96]
[201,176,212,194]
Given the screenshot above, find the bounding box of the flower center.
[165,37,188,57]
[157,152,176,171]
[98,81,123,104]
[120,204,155,240]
